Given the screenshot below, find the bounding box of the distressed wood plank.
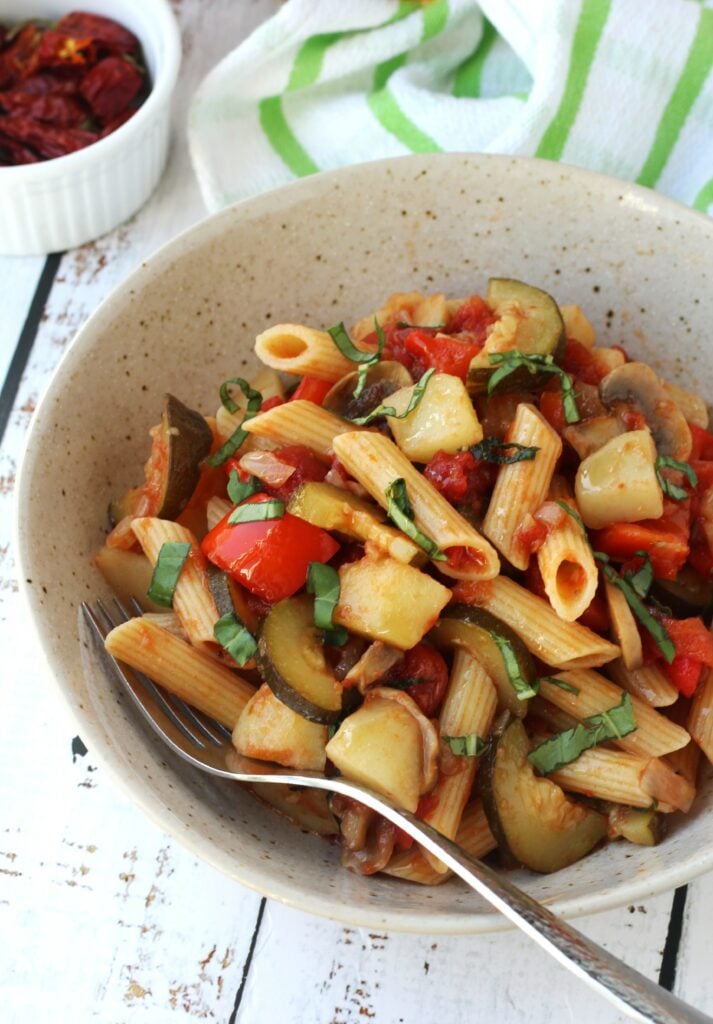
[238,896,675,1024]
[0,256,44,385]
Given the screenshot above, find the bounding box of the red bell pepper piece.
[539,389,566,433]
[289,375,334,406]
[562,338,608,386]
[591,521,689,580]
[657,616,713,697]
[403,328,479,381]
[201,492,339,603]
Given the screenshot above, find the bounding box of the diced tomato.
[260,445,328,502]
[289,375,334,406]
[201,492,339,602]
[446,295,495,342]
[689,524,713,578]
[577,589,611,633]
[691,461,713,492]
[514,514,549,556]
[665,656,702,698]
[539,389,566,433]
[592,521,689,580]
[689,425,713,461]
[224,456,251,482]
[657,616,713,697]
[403,328,480,381]
[562,338,608,386]
[423,449,496,505]
[384,643,449,718]
[620,408,648,432]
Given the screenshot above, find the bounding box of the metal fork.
[81,599,710,1024]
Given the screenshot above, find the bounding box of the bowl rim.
[0,0,181,179]
[15,151,713,934]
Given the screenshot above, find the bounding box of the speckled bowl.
[16,154,713,933]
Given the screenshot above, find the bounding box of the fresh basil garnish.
[386,676,428,691]
[147,541,191,608]
[353,319,387,400]
[528,691,637,775]
[228,499,285,525]
[624,550,654,599]
[306,561,348,646]
[594,552,675,663]
[227,470,260,505]
[385,477,447,561]
[487,351,580,424]
[206,379,264,468]
[537,675,581,695]
[349,367,435,426]
[554,498,587,535]
[213,611,257,666]
[491,630,539,700]
[470,437,539,465]
[655,455,698,502]
[443,734,489,757]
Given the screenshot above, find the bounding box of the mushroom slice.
[322,361,413,420]
[599,362,692,460]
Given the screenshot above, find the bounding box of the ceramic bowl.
[16,153,713,933]
[0,0,181,255]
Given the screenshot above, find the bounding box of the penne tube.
[483,404,562,570]
[105,617,255,727]
[131,518,219,645]
[539,671,690,757]
[604,579,643,670]
[640,758,695,813]
[460,576,620,669]
[255,323,358,381]
[607,658,678,708]
[421,650,497,873]
[665,699,701,787]
[383,799,496,885]
[332,431,500,580]
[537,481,597,622]
[689,665,713,765]
[542,744,664,808]
[206,496,232,532]
[243,400,352,460]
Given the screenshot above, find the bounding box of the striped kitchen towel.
[188,0,713,215]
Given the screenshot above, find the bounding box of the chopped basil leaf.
[385,477,447,561]
[213,612,257,666]
[205,424,249,467]
[349,367,435,426]
[528,692,637,775]
[491,630,539,700]
[327,723,339,739]
[470,437,539,465]
[353,319,386,401]
[219,377,263,416]
[228,499,285,525]
[554,498,588,535]
[655,455,698,502]
[227,470,260,505]
[386,676,428,691]
[395,321,445,330]
[306,562,346,645]
[624,550,654,599]
[594,553,675,663]
[487,351,580,424]
[538,675,581,695]
[147,541,191,608]
[443,734,489,757]
[327,322,378,364]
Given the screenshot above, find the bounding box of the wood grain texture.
[0,0,711,1020]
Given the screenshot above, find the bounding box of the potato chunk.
[575,429,663,529]
[334,555,450,650]
[386,372,483,462]
[232,684,328,770]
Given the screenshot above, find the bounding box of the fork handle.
[374,799,708,1024]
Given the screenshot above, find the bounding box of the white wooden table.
[1,4,711,1022]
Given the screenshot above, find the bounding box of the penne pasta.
[607,658,678,708]
[537,480,597,622]
[131,518,219,645]
[206,496,231,532]
[460,576,620,669]
[604,579,643,670]
[542,743,686,809]
[421,650,497,873]
[243,399,352,460]
[689,666,713,765]
[483,403,562,570]
[539,671,690,757]
[255,323,358,381]
[105,617,255,727]
[332,431,500,580]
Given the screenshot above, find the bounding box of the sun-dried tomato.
[0,115,96,158]
[79,55,142,122]
[56,12,139,55]
[33,30,95,71]
[0,24,43,89]
[0,133,39,164]
[0,89,85,126]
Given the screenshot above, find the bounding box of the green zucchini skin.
[429,603,535,717]
[257,596,343,725]
[467,278,566,394]
[481,718,607,873]
[158,393,213,519]
[607,805,668,847]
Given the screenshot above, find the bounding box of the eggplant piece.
[429,604,536,717]
[650,567,713,620]
[468,279,566,393]
[322,361,412,420]
[206,563,261,634]
[110,394,213,526]
[481,718,607,872]
[257,595,343,724]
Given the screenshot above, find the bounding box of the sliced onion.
[238,450,296,486]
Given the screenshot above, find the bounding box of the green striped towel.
[188,0,713,215]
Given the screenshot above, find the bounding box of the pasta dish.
[96,278,713,884]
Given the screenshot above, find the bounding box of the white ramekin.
[0,0,181,255]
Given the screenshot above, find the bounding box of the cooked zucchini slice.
[468,279,565,393]
[206,563,260,635]
[257,595,343,724]
[110,394,213,525]
[607,805,667,847]
[429,603,536,716]
[481,718,607,873]
[287,481,380,531]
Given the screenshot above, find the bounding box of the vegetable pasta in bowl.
[17,153,713,932]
